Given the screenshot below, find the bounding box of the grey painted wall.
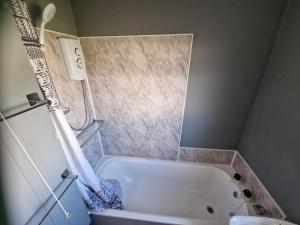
[25,0,77,35]
[0,2,88,224]
[0,3,10,224]
[239,0,300,223]
[0,1,42,112]
[0,3,66,224]
[71,0,287,149]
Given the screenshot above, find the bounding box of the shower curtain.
[8,0,123,211]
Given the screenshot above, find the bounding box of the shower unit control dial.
[58,38,87,80]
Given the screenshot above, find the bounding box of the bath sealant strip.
[0,112,71,220]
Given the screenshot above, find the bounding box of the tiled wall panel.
[44,30,102,168]
[80,35,192,160]
[180,147,235,164]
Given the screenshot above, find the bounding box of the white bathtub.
[91,157,248,225]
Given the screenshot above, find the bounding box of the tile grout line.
[177,147,181,161]
[178,34,194,154]
[181,146,236,152]
[231,150,237,167]
[79,33,194,39]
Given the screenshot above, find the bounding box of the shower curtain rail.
[0,100,49,122]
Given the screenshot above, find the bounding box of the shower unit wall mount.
[57,38,88,81]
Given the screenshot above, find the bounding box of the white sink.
[230,216,297,225]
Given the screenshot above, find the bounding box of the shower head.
[40,3,56,48]
[42,3,56,24]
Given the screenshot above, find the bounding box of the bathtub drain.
[206,206,214,214]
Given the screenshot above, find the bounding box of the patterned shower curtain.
[7,0,123,211]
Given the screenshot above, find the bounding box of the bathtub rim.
[92,155,250,223]
[95,155,236,178]
[89,209,228,225]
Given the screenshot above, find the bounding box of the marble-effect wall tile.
[232,153,286,219]
[81,134,102,169]
[80,35,192,160]
[44,31,86,132]
[180,147,235,164]
[44,31,103,165]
